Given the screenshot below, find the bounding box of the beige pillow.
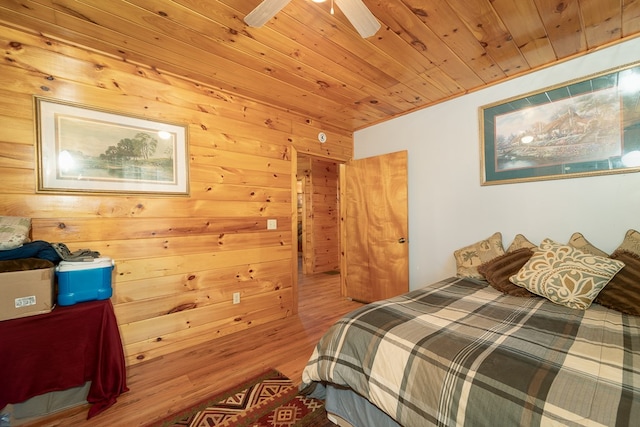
[616,229,640,257]
[0,216,31,250]
[454,232,505,280]
[567,232,608,257]
[509,238,625,310]
[506,234,536,252]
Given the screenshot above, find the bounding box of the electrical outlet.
[267,219,277,230]
[233,292,241,304]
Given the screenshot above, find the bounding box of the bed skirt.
[324,384,400,427]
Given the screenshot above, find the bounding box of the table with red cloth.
[0,299,129,419]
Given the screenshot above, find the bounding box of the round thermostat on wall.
[318,132,327,143]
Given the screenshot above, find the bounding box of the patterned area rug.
[150,369,332,427]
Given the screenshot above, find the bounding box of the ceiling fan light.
[312,0,326,3]
[335,0,380,38]
[244,0,292,27]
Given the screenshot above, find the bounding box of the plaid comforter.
[301,277,640,427]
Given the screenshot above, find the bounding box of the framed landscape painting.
[480,61,640,185]
[36,97,189,195]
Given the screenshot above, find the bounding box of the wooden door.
[340,150,409,303]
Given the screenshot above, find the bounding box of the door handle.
[398,237,406,244]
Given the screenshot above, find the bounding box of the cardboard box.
[0,267,55,322]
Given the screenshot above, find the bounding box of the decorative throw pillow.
[567,232,608,257]
[477,248,536,297]
[453,232,505,280]
[509,238,625,310]
[615,229,640,257]
[594,250,640,316]
[0,216,31,251]
[506,234,536,252]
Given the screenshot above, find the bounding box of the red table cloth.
[0,299,128,418]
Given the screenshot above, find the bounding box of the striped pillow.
[478,248,536,297]
[595,250,640,316]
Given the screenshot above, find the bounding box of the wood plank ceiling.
[1,0,639,132]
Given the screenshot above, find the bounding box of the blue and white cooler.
[55,257,114,306]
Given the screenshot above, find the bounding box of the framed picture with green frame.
[480,61,640,185]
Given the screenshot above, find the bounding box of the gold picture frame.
[36,97,189,195]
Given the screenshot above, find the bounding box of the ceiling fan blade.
[335,0,381,38]
[244,0,292,27]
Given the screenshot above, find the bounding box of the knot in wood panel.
[167,303,197,314]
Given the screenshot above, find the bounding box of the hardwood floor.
[19,268,362,426]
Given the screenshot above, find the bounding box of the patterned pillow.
[509,239,625,310]
[0,216,31,251]
[567,232,608,257]
[506,234,536,252]
[453,232,505,280]
[615,229,640,257]
[477,248,537,297]
[594,250,640,316]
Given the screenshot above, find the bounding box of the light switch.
[267,219,277,230]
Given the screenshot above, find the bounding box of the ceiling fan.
[244,0,381,38]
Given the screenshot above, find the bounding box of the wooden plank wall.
[0,24,353,366]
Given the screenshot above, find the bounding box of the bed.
[301,276,640,427]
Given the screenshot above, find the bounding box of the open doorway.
[296,154,340,277]
[296,177,304,271]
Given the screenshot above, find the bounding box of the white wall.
[355,38,640,289]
